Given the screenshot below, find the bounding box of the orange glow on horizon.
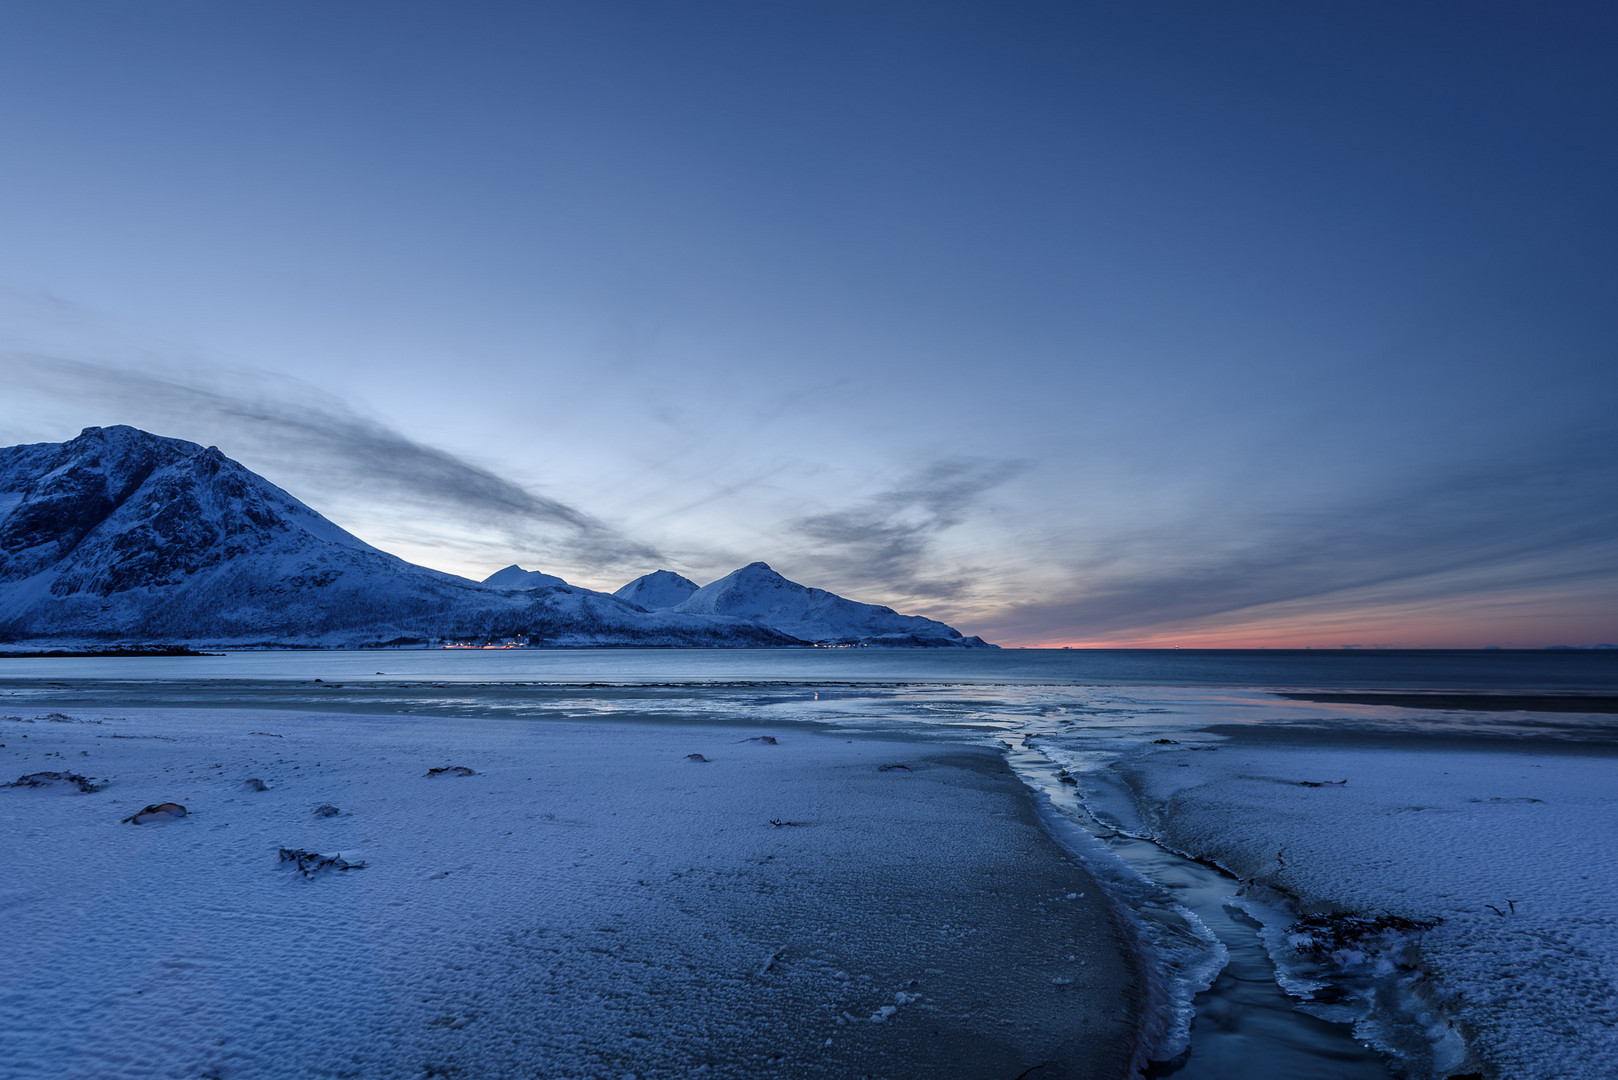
[988,605,1618,651]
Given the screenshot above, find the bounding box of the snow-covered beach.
[4,650,1617,1080]
[0,703,1140,1080]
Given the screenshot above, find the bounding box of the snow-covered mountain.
[611,565,991,646]
[482,564,569,590]
[672,562,993,647]
[0,426,992,649]
[614,569,699,610]
[0,427,797,648]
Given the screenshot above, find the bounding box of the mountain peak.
[75,424,137,441]
[68,424,199,455]
[0,424,401,611]
[614,569,700,610]
[674,562,985,646]
[482,565,568,590]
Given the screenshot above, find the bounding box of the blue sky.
[1,1,1614,646]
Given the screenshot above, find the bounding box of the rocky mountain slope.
[0,427,797,648]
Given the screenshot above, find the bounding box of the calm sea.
[1,647,1615,691]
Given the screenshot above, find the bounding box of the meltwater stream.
[1003,739,1397,1080]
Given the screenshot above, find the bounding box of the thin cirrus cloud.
[788,457,1029,603]
[0,349,1030,607]
[980,427,1618,645]
[0,351,664,574]
[4,347,1615,646]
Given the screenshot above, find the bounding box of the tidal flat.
[0,702,1140,1080]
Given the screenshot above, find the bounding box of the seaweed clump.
[1289,912,1439,963]
[6,771,105,793]
[122,802,187,824]
[279,848,366,877]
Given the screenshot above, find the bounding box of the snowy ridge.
[481,565,568,590]
[613,569,699,610]
[671,562,992,647]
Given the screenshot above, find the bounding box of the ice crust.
[1025,785,1227,1067]
[1092,736,1618,1079]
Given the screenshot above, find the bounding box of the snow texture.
[0,706,1139,1079]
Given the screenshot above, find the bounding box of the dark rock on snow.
[123,802,187,824]
[5,770,104,793]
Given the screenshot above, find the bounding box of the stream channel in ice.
[1003,734,1395,1078]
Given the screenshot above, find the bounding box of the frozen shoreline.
[0,705,1141,1080]
[5,663,1616,1079]
[1053,723,1618,1079]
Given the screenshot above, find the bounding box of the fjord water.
[4,646,1616,689]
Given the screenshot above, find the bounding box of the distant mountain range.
[0,426,992,649]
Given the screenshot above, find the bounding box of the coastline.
[0,703,1142,1079]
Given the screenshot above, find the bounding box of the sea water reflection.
[3,645,1618,689]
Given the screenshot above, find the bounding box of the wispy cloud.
[6,327,1613,647]
[979,426,1618,643]
[789,457,1028,601]
[0,351,663,573]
